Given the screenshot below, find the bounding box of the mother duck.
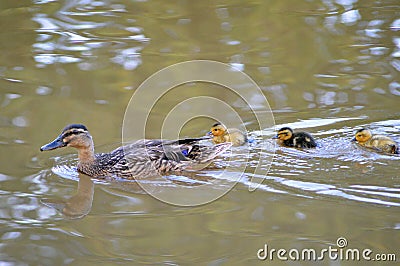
[40,124,231,179]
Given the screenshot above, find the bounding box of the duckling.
[208,122,247,146]
[352,128,398,154]
[273,127,317,148]
[40,124,231,179]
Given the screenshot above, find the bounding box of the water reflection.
[41,173,94,219]
[32,0,147,70]
[13,0,400,114]
[1,0,400,264]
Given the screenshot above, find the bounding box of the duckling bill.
[273,127,317,148]
[208,122,247,146]
[352,128,398,154]
[41,124,232,179]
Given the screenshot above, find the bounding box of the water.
[0,0,399,265]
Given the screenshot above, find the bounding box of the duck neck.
[77,145,95,164]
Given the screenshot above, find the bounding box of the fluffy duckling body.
[209,123,247,146]
[352,128,398,154]
[273,127,317,148]
[40,124,231,179]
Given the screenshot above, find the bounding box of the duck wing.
[137,137,231,163]
[102,138,230,178]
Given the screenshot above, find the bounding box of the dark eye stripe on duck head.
[40,124,89,151]
[60,124,89,140]
[278,130,292,136]
[62,128,87,139]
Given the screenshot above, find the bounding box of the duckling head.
[40,124,93,151]
[273,127,293,141]
[352,128,372,143]
[208,123,227,137]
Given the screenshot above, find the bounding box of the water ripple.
[41,117,400,208]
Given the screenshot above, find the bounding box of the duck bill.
[272,135,278,139]
[351,137,356,142]
[207,131,213,137]
[40,135,66,151]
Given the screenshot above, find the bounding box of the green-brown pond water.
[0,0,399,265]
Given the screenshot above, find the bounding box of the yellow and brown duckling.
[208,122,247,146]
[40,124,231,179]
[273,127,317,148]
[352,128,399,154]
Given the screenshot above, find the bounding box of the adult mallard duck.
[208,123,247,146]
[273,127,317,148]
[40,124,231,179]
[352,128,398,154]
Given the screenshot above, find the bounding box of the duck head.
[40,124,93,151]
[352,128,372,143]
[208,122,227,137]
[273,127,293,140]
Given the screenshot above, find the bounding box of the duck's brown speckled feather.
[79,138,231,179]
[41,126,231,179]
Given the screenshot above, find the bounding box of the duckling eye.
[213,129,218,132]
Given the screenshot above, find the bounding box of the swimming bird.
[40,124,231,179]
[352,128,398,154]
[208,122,247,146]
[273,127,317,148]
